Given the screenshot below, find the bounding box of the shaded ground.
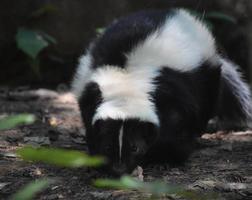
[0,88,251,200]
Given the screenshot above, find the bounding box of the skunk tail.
[214,57,252,130]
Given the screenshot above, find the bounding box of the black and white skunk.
[72,9,252,175]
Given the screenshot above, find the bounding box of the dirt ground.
[0,88,251,200]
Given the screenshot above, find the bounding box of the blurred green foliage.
[94,176,218,199]
[96,27,106,35]
[204,11,237,24]
[14,146,104,199]
[16,28,56,59]
[11,179,54,200]
[94,176,181,196]
[188,10,237,30]
[17,146,105,167]
[0,114,35,131]
[15,144,219,199]
[30,3,58,18]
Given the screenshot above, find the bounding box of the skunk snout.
[111,163,128,176]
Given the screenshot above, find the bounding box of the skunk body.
[72,9,252,175]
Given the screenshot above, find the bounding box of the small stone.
[90,191,112,199]
[49,117,58,127]
[47,194,59,200]
[219,143,233,151]
[34,168,42,176]
[0,182,11,190]
[2,152,17,158]
[131,166,144,181]
[71,137,86,144]
[0,139,10,148]
[51,186,59,191]
[24,136,51,145]
[48,129,60,141]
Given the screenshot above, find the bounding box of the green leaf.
[27,58,41,79]
[94,176,218,199]
[11,179,53,200]
[203,20,214,31]
[144,181,180,196]
[39,32,57,44]
[0,114,35,130]
[94,176,143,190]
[94,176,181,196]
[31,4,58,18]
[185,9,202,18]
[16,28,49,59]
[17,146,105,167]
[177,190,220,200]
[205,12,237,24]
[96,28,105,35]
[186,9,237,24]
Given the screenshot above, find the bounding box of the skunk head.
[91,118,158,175]
[75,65,160,175]
[77,66,160,175]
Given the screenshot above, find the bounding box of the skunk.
[72,9,252,175]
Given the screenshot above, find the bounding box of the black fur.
[146,64,221,163]
[76,10,251,175]
[78,82,103,154]
[78,62,223,174]
[90,10,173,69]
[89,119,158,175]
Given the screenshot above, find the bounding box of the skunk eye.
[131,145,138,153]
[105,145,113,152]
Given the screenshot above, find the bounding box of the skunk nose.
[112,163,128,175]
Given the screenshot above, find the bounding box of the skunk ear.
[78,82,102,128]
[142,122,159,145]
[194,62,221,93]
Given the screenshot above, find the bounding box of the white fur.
[72,53,93,98]
[91,66,160,125]
[119,125,123,162]
[126,9,216,71]
[72,10,217,100]
[220,57,252,121]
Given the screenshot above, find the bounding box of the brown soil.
[0,88,251,200]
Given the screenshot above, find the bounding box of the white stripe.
[71,53,93,99]
[91,66,160,125]
[119,125,123,162]
[126,9,216,72]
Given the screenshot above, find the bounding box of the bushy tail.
[215,57,252,130]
